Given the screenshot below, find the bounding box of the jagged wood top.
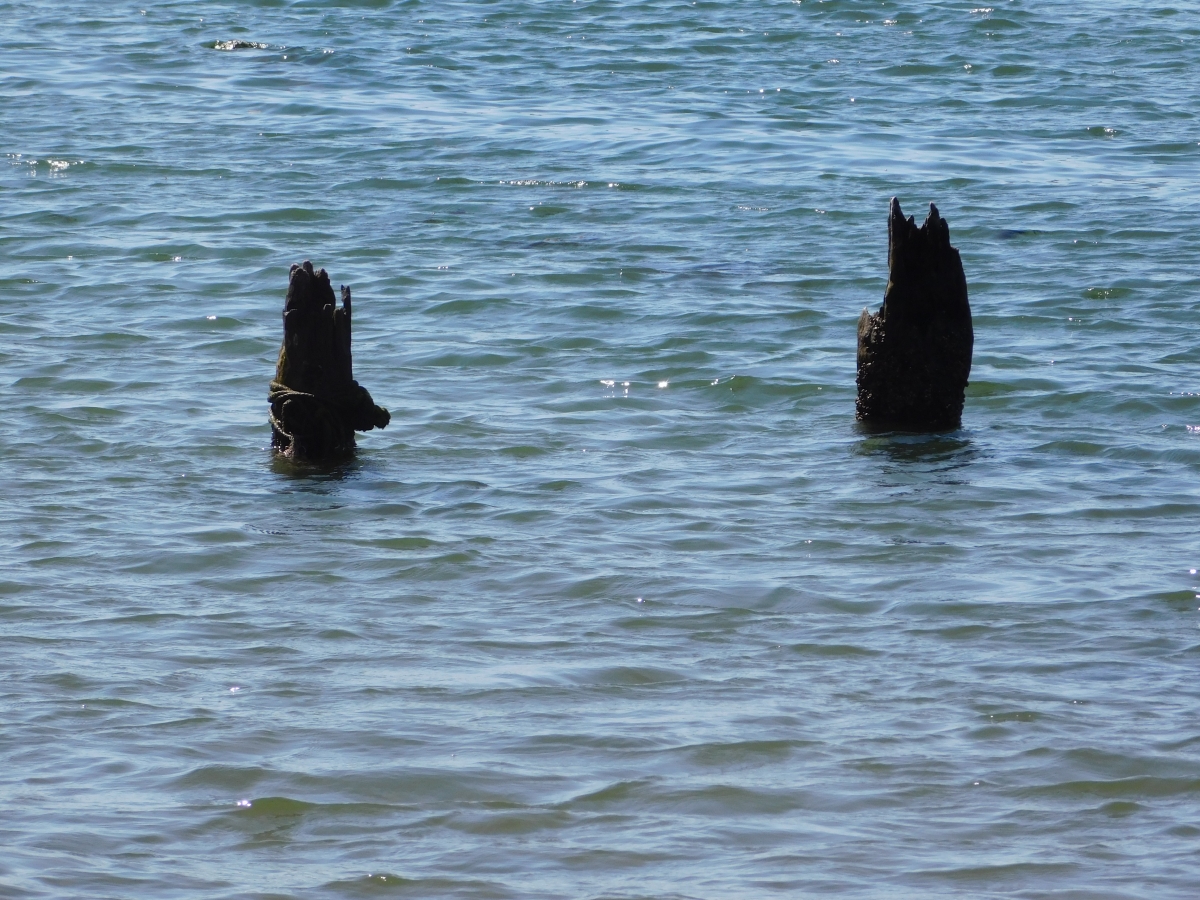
[882,197,971,330]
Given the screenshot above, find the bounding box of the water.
[3,1,1200,897]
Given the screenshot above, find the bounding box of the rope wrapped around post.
[269,261,390,461]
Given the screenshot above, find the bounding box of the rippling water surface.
[3,2,1200,897]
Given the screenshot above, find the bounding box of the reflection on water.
[854,425,977,466]
[269,451,365,486]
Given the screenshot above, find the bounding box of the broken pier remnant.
[268,261,390,461]
[856,198,974,429]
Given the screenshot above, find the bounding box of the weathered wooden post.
[856,198,973,429]
[268,261,390,460]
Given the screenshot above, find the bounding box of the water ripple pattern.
[2,1,1199,898]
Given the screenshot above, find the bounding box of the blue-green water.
[3,2,1200,897]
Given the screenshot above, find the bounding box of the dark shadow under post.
[856,198,974,430]
[268,261,390,461]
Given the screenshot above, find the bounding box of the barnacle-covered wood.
[856,198,973,429]
[268,261,389,460]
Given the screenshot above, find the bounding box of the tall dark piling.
[268,261,390,461]
[856,198,973,429]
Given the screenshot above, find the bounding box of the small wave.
[499,179,589,188]
[232,796,316,817]
[209,39,270,51]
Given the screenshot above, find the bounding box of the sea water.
[2,2,1200,897]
